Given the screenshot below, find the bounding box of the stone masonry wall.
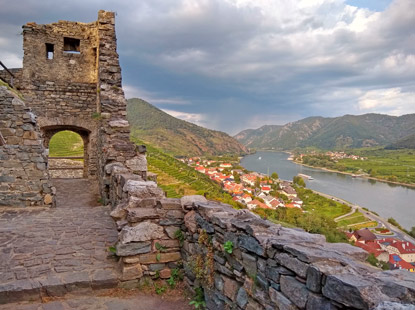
[105,162,183,282]
[1,11,145,205]
[21,20,98,84]
[106,162,415,310]
[0,86,55,207]
[19,17,100,178]
[0,68,22,89]
[1,11,143,186]
[95,11,144,202]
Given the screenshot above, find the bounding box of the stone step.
[0,269,119,304]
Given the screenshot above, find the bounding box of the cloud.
[0,0,412,134]
[162,108,207,127]
[123,85,190,105]
[358,88,415,115]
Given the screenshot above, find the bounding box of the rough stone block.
[184,210,198,233]
[153,239,180,250]
[123,180,164,199]
[181,195,207,210]
[322,274,380,309]
[275,252,308,279]
[164,226,180,239]
[127,208,159,222]
[159,198,182,210]
[119,222,164,243]
[269,287,298,310]
[306,265,322,293]
[159,269,171,279]
[280,275,309,309]
[238,235,265,256]
[91,269,118,289]
[223,276,240,300]
[236,287,248,308]
[306,293,338,310]
[121,263,143,281]
[116,241,151,256]
[137,252,181,264]
[214,274,224,292]
[126,155,147,172]
[242,251,257,276]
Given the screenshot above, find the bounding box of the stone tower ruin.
[0,10,147,206]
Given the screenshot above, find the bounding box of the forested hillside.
[127,98,247,156]
[235,113,415,150]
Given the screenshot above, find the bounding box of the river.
[240,151,415,230]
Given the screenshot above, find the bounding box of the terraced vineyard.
[132,138,240,207]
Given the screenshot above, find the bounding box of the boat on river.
[298,173,313,180]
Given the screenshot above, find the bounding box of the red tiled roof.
[389,254,415,270]
[248,200,270,209]
[355,241,385,257]
[390,241,415,254]
[353,228,376,241]
[270,200,280,207]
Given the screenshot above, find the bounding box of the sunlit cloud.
[358,88,415,115]
[162,108,207,127]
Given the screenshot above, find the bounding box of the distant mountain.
[127,98,247,156]
[234,113,415,150]
[386,133,415,149]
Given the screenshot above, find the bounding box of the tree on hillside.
[271,172,279,180]
[233,171,241,183]
[409,226,415,238]
[293,176,306,187]
[255,177,261,189]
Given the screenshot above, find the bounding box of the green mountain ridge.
[127,98,248,156]
[234,113,415,150]
[386,133,415,149]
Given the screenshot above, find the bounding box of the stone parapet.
[108,177,415,309]
[180,200,415,310]
[0,86,55,207]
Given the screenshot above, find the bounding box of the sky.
[0,0,414,135]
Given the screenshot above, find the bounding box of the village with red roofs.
[347,229,415,272]
[182,157,303,211]
[183,156,415,273]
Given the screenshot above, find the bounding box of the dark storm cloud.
[0,0,413,134]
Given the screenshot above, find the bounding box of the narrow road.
[310,189,415,244]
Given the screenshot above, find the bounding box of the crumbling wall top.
[22,18,99,84]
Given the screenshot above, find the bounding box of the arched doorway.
[42,126,92,178]
[48,130,85,178]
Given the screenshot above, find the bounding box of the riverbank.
[309,189,415,244]
[240,151,415,230]
[293,160,415,189]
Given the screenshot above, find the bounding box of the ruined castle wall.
[0,86,54,207]
[22,21,98,84]
[0,68,22,89]
[105,168,415,309]
[2,11,147,203]
[19,19,100,178]
[95,11,141,202]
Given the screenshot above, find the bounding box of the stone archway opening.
[43,126,91,179]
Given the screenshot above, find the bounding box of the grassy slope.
[296,187,351,220]
[49,130,84,157]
